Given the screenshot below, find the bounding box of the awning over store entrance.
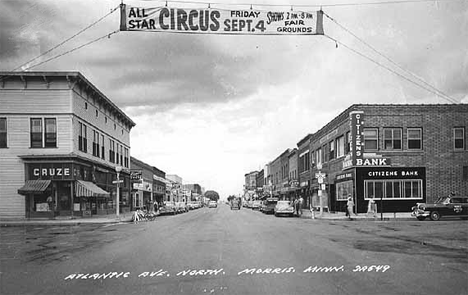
[18,180,51,195]
[75,180,110,198]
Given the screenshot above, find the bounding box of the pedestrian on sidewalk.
[367,196,377,218]
[293,198,299,217]
[346,195,354,220]
[298,196,304,217]
[153,201,159,213]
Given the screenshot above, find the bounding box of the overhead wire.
[7,5,120,73]
[24,30,121,71]
[323,12,459,103]
[323,34,460,103]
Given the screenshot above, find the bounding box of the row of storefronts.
[245,104,467,213]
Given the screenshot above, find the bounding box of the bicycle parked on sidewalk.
[132,208,157,223]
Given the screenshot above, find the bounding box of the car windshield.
[435,196,451,204]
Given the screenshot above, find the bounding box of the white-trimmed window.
[336,135,345,158]
[336,180,353,201]
[316,148,322,165]
[0,118,7,148]
[383,128,402,150]
[407,128,422,150]
[31,118,57,148]
[453,127,465,150]
[363,128,378,150]
[365,179,422,200]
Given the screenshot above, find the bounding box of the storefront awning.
[75,180,110,198]
[18,180,51,195]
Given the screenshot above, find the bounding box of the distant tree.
[205,190,219,201]
[227,195,235,202]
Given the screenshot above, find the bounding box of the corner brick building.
[308,104,467,213]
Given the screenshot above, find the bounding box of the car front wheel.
[429,211,441,221]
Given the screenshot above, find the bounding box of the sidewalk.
[299,210,414,221]
[0,211,136,227]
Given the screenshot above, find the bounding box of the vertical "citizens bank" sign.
[350,111,364,167]
[120,4,324,35]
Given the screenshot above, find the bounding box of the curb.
[0,218,133,227]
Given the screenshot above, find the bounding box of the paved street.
[1,204,467,295]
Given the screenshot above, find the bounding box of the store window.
[383,128,402,150]
[407,128,422,150]
[336,135,345,158]
[363,128,378,150]
[453,127,465,150]
[336,180,353,201]
[0,118,7,148]
[365,179,422,200]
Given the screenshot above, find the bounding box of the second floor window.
[0,118,7,148]
[30,118,43,148]
[78,122,87,152]
[363,128,378,150]
[336,135,345,158]
[109,139,115,163]
[454,127,465,150]
[383,128,402,150]
[92,130,100,157]
[101,134,105,160]
[407,128,422,150]
[316,148,322,165]
[31,118,57,148]
[124,147,129,168]
[329,140,335,160]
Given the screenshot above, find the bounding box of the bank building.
[0,72,135,219]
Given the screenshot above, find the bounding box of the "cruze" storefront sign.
[28,163,73,180]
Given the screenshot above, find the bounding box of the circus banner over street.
[120,4,324,35]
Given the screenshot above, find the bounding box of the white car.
[274,200,294,217]
[208,201,217,208]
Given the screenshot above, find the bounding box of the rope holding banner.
[291,6,294,11]
[250,4,253,10]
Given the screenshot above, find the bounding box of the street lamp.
[115,166,122,217]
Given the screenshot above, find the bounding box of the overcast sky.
[1,0,467,198]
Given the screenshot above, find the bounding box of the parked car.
[176,202,188,213]
[252,200,262,210]
[411,194,468,221]
[274,200,294,217]
[159,201,176,215]
[261,198,278,214]
[208,201,218,208]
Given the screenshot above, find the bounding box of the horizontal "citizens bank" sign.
[120,4,324,35]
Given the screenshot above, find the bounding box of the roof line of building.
[0,71,136,128]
